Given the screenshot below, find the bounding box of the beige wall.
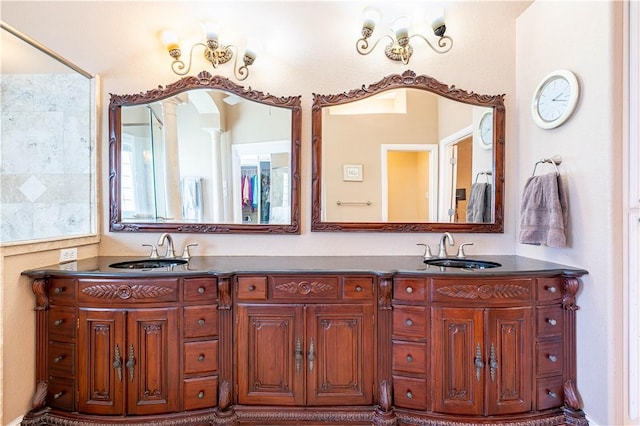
[1,1,632,425]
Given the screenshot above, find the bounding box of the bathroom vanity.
[20,255,588,426]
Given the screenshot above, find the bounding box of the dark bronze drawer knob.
[406,355,413,362]
[405,319,413,326]
[198,319,205,326]
[198,391,205,399]
[198,287,205,294]
[54,319,64,326]
[406,391,413,399]
[406,286,413,294]
[547,390,557,399]
[53,356,64,363]
[547,318,557,326]
[547,354,558,362]
[198,354,205,362]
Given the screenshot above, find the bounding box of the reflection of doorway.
[451,137,473,222]
[381,144,438,222]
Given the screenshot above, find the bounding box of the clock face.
[478,112,493,149]
[532,70,579,129]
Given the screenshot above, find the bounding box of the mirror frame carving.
[311,70,504,233]
[109,71,301,234]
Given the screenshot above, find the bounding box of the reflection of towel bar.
[475,171,492,183]
[337,201,372,206]
[532,155,562,176]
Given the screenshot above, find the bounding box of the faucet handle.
[456,242,474,258]
[416,243,434,259]
[182,243,198,260]
[142,244,159,259]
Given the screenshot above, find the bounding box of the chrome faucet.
[438,232,455,258]
[157,233,176,258]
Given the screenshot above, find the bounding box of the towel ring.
[532,155,562,176]
[475,171,492,183]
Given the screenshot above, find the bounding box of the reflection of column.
[220,135,233,222]
[162,99,183,220]
[205,129,224,223]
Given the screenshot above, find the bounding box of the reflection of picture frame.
[343,164,363,181]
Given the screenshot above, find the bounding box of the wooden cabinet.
[236,275,375,407]
[22,258,586,426]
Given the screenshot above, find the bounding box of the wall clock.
[531,69,580,129]
[478,111,493,149]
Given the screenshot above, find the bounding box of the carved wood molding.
[274,280,335,296]
[562,277,581,311]
[436,283,529,300]
[80,284,174,300]
[32,278,48,310]
[396,413,566,425]
[235,410,374,423]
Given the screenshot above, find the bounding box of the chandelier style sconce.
[160,22,256,81]
[356,7,452,64]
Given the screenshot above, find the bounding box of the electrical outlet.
[59,248,78,263]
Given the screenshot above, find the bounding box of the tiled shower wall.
[1,73,95,243]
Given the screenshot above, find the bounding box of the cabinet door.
[306,304,374,405]
[78,309,126,415]
[237,304,304,405]
[486,307,532,415]
[126,308,179,415]
[432,307,484,415]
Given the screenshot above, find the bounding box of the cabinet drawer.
[392,341,427,375]
[47,377,75,411]
[536,306,564,338]
[237,276,267,300]
[536,277,562,301]
[272,276,339,300]
[49,278,76,305]
[49,306,76,341]
[48,341,75,377]
[184,306,218,338]
[393,278,428,302]
[393,375,428,410]
[184,277,217,303]
[343,277,374,300]
[393,305,428,339]
[183,376,218,410]
[536,341,563,376]
[78,278,178,303]
[432,278,532,304]
[184,340,218,375]
[536,376,563,410]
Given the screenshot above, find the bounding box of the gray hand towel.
[466,183,488,223]
[518,172,568,247]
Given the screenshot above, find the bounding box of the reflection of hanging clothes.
[251,174,258,209]
[242,175,250,205]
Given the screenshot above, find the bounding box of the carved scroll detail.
[81,284,174,300]
[436,284,529,300]
[32,278,48,310]
[562,277,581,311]
[275,280,334,295]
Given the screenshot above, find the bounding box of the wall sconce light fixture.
[356,7,452,64]
[160,22,256,81]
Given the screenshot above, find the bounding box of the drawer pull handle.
[406,355,413,363]
[113,344,123,382]
[547,354,558,362]
[54,287,64,294]
[295,337,303,373]
[547,286,557,293]
[489,343,498,382]
[54,319,64,326]
[547,318,557,326]
[53,391,64,400]
[406,391,413,399]
[474,343,485,382]
[198,287,205,294]
[406,286,413,294]
[308,338,315,373]
[53,355,64,363]
[405,319,413,326]
[198,354,205,362]
[355,286,362,292]
[248,285,256,291]
[126,344,136,382]
[198,391,205,399]
[547,390,558,399]
[198,319,205,326]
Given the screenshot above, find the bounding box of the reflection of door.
[381,144,438,222]
[453,137,473,222]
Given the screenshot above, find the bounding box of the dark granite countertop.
[22,255,588,279]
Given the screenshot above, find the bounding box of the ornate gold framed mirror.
[312,70,504,232]
[109,71,301,233]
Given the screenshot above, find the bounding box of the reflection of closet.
[240,162,271,224]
